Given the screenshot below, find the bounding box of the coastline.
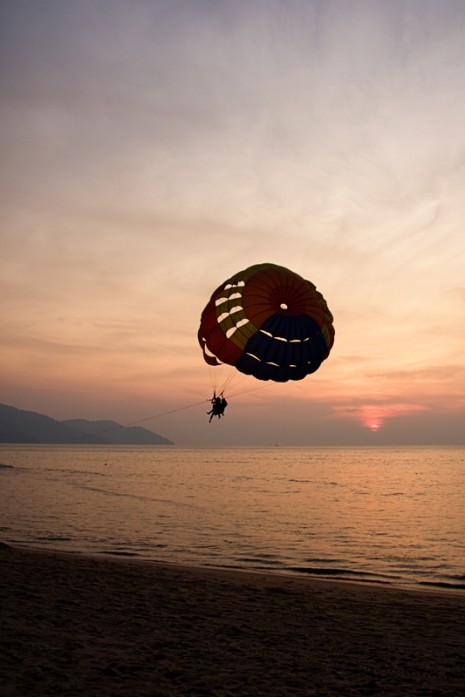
[2,543,464,696]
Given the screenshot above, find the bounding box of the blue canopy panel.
[235,314,328,382]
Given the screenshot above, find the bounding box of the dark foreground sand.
[1,544,464,697]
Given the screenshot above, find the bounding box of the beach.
[1,544,464,696]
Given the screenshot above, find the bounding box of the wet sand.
[1,543,464,696]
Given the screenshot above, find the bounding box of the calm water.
[1,445,464,591]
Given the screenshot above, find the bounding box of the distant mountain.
[63,419,173,445]
[0,404,174,445]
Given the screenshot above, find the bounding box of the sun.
[359,408,386,433]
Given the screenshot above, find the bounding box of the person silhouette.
[207,395,228,422]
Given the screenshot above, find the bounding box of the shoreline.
[4,540,465,595]
[2,543,465,696]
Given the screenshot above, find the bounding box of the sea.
[1,444,464,592]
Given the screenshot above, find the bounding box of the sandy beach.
[1,543,464,696]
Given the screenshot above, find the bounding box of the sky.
[1,0,465,446]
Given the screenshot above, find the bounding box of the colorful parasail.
[198,263,335,382]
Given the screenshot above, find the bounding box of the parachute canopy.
[198,263,335,382]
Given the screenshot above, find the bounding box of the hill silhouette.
[0,404,174,445]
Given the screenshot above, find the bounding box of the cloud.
[1,0,465,443]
